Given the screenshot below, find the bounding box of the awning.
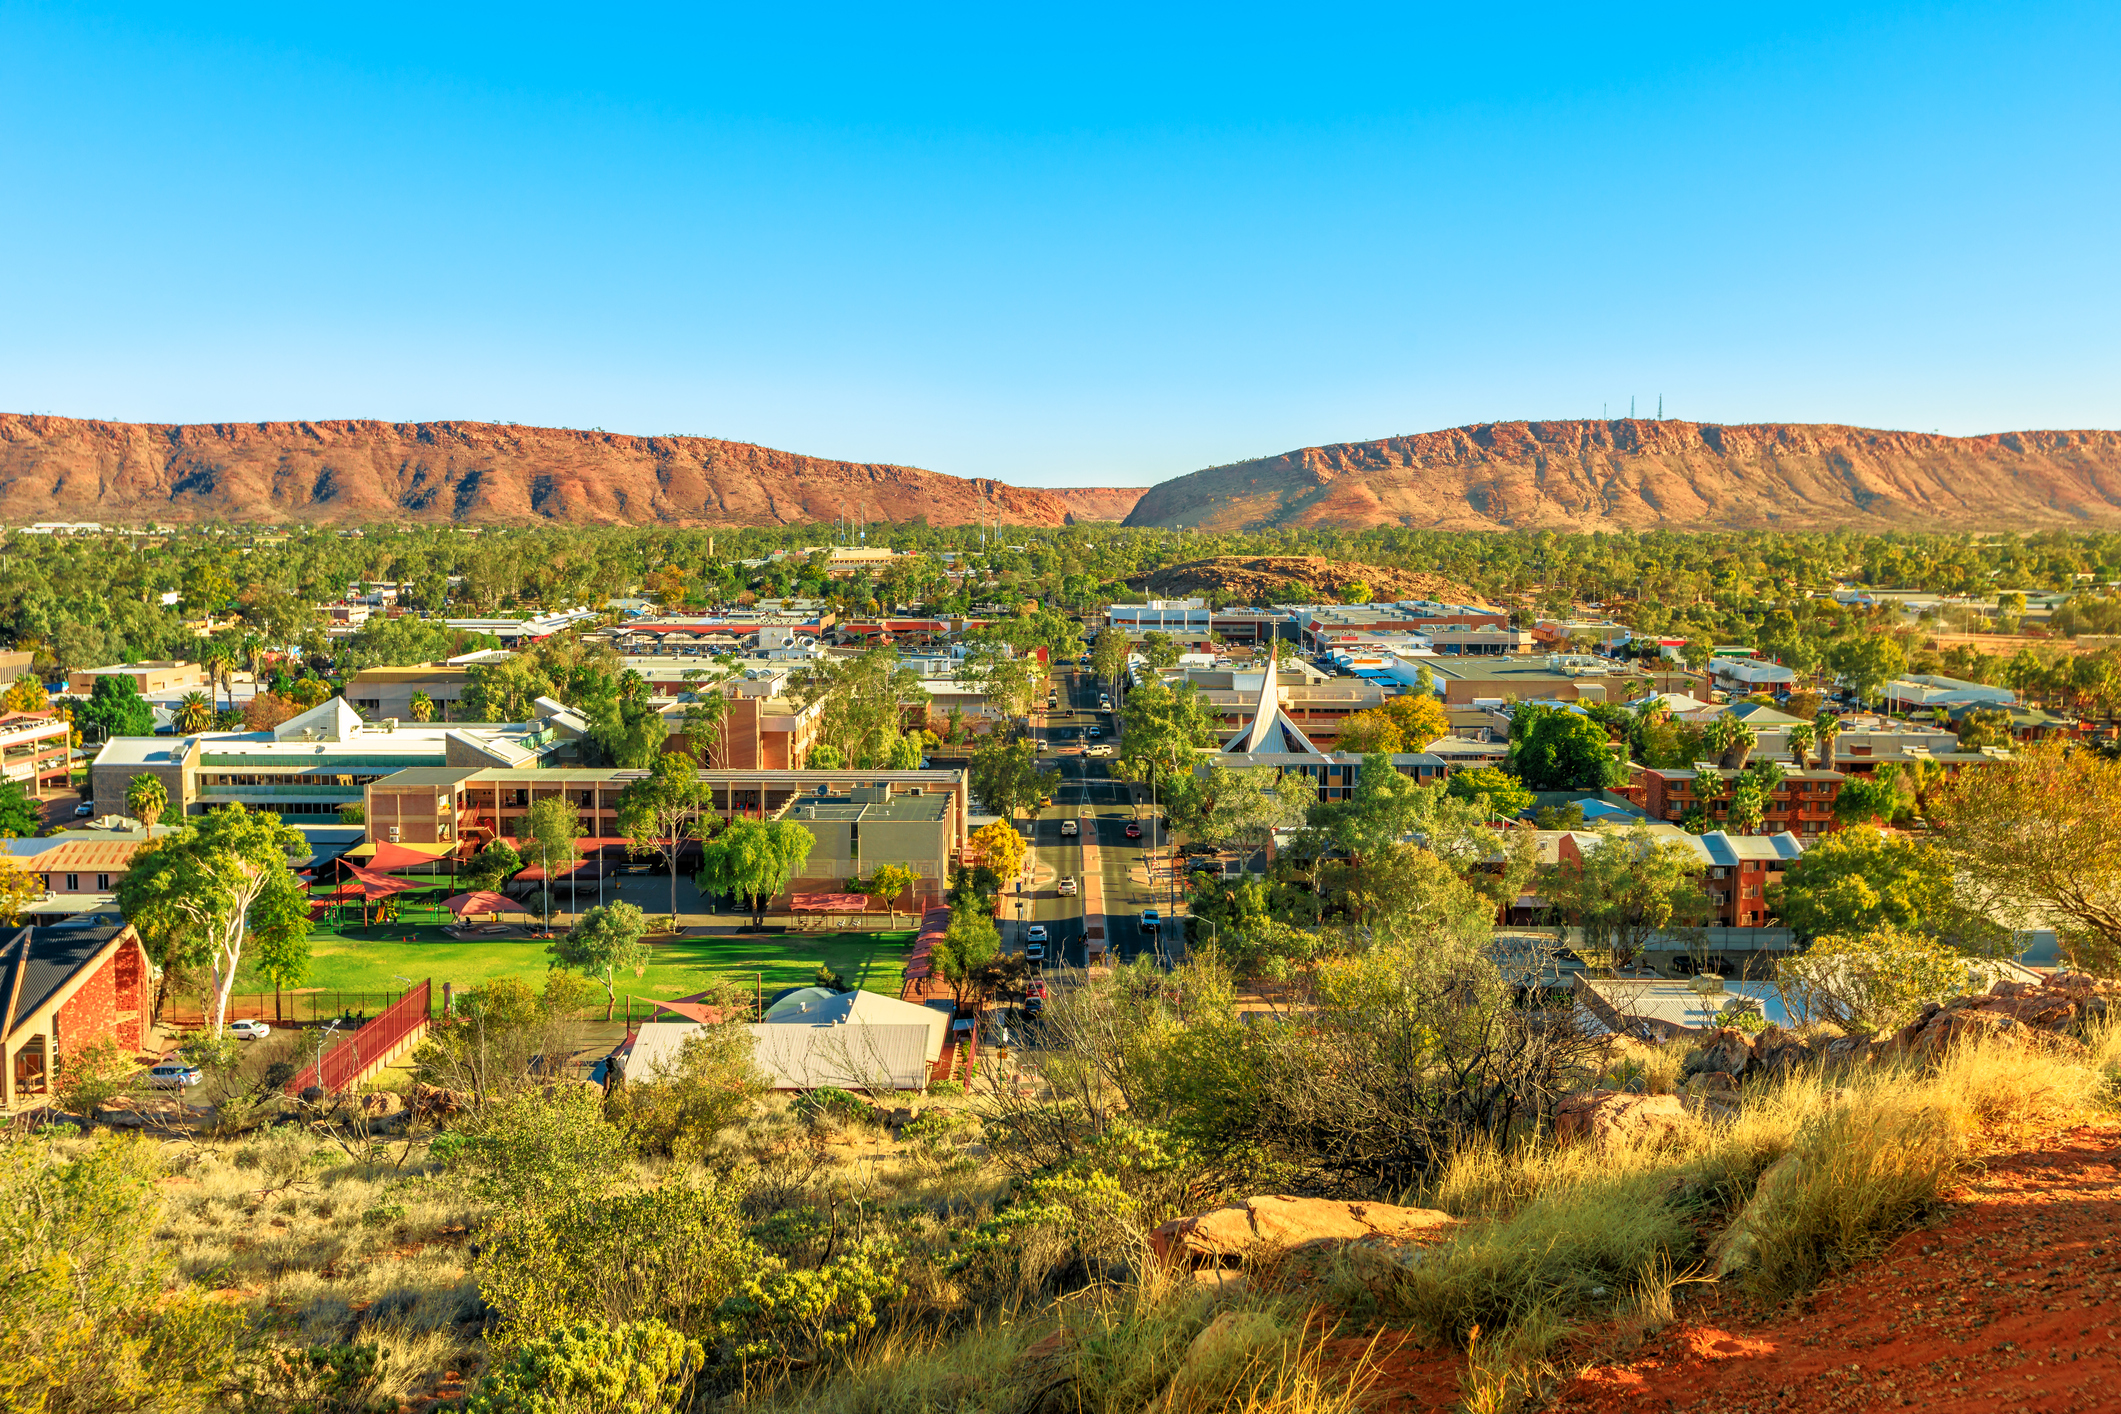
[20,894,117,915]
[318,865,415,901]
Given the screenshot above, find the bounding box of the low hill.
[0,414,1085,528]
[1123,420,2121,533]
[1124,555,1483,606]
[1048,485,1151,522]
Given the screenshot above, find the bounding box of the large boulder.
[1150,1195,1456,1268]
[1748,1024,1810,1081]
[1555,1089,1690,1146]
[1680,1027,1754,1081]
[410,1082,472,1118]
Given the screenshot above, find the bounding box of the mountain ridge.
[1123,419,2121,533]
[0,414,1095,528]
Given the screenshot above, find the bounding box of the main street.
[1009,665,1177,970]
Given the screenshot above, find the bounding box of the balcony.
[197,784,365,800]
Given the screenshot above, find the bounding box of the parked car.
[1140,909,1161,935]
[1025,979,1049,1000]
[229,1019,272,1040]
[147,1063,203,1089]
[1048,694,1059,708]
[1057,875,1078,895]
[74,802,94,817]
[1060,818,1079,836]
[1025,941,1047,964]
[1026,923,1050,944]
[1124,822,1143,839]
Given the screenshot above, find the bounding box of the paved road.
[1009,666,1177,971]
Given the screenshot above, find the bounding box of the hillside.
[1048,485,1150,522]
[1125,554,1484,605]
[0,414,1085,528]
[1124,420,2121,533]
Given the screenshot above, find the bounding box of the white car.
[1057,876,1078,895]
[1026,923,1050,944]
[1060,818,1079,836]
[148,1063,204,1089]
[230,1019,272,1040]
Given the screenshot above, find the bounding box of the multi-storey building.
[0,711,72,796]
[1635,764,1844,838]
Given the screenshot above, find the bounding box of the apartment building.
[1635,765,1845,838]
[345,664,473,720]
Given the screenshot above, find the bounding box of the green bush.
[466,1319,703,1414]
[442,1084,629,1216]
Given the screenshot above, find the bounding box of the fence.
[158,988,428,1028]
[282,980,433,1097]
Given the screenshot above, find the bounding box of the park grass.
[297,925,916,1000]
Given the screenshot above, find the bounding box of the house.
[4,837,151,918]
[613,987,950,1091]
[0,922,153,1111]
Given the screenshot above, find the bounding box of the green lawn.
[299,922,917,1004]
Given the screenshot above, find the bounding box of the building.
[0,922,152,1111]
[344,664,474,721]
[1882,675,2015,711]
[91,695,580,820]
[1635,765,1844,838]
[3,837,149,918]
[1424,655,1653,707]
[1708,656,1798,693]
[1292,601,1511,652]
[0,711,72,795]
[67,660,208,696]
[361,765,970,900]
[1214,750,1450,800]
[613,986,948,1090]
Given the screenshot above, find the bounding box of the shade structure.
[321,865,415,902]
[791,892,871,913]
[441,890,515,916]
[359,840,454,873]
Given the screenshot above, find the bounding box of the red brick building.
[0,923,152,1111]
[1635,765,1844,839]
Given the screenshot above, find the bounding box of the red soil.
[1323,1121,2121,1412]
[1552,1120,2121,1414]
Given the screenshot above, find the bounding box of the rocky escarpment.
[0,415,1085,528]
[1125,420,2121,533]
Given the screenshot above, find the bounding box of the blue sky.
[1,2,2116,487]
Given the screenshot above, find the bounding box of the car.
[229,1019,272,1040]
[1088,744,1115,757]
[1038,793,1053,807]
[147,1063,204,1089]
[1048,694,1059,708]
[1057,875,1078,895]
[1099,694,1111,708]
[1026,923,1050,944]
[1060,818,1079,836]
[1140,909,1161,934]
[1087,725,1101,738]
[1025,942,1047,964]
[1124,822,1143,839]
[1025,978,1049,1000]
[74,803,94,817]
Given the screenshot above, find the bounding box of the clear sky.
[2,2,2116,487]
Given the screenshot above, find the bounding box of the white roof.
[762,988,950,1062]
[747,1022,933,1090]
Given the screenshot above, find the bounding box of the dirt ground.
[1315,1120,2121,1413]
[1547,1120,2121,1414]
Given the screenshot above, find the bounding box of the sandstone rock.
[1556,1089,1690,1147]
[1749,1025,1810,1080]
[1149,1195,1456,1267]
[359,1091,406,1118]
[410,1082,471,1117]
[1171,1311,1285,1393]
[1681,1028,1753,1080]
[1814,1034,1876,1072]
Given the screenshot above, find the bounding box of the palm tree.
[409,691,436,723]
[175,692,214,734]
[124,773,168,831]
[1785,721,1816,771]
[1812,711,1842,773]
[203,651,236,716]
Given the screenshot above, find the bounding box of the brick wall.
[55,949,118,1057]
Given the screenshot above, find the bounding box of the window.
[64,873,78,891]
[96,874,109,891]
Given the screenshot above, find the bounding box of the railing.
[283,980,432,1097]
[198,784,366,799]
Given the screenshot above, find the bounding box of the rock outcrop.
[0,414,1084,528]
[1890,973,2116,1060]
[1554,1090,1690,1146]
[1124,420,2121,533]
[1150,1195,1457,1268]
[1123,555,1485,607]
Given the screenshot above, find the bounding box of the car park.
[148,1063,203,1089]
[1057,875,1077,895]
[1124,821,1142,839]
[229,1019,272,1040]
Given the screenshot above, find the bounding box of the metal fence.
[158,989,428,1027]
[283,980,433,1096]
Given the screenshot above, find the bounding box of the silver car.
[148,1063,204,1089]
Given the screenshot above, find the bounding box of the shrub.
[1774,924,2004,1034]
[605,1022,765,1160]
[465,1319,704,1414]
[440,1084,629,1216]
